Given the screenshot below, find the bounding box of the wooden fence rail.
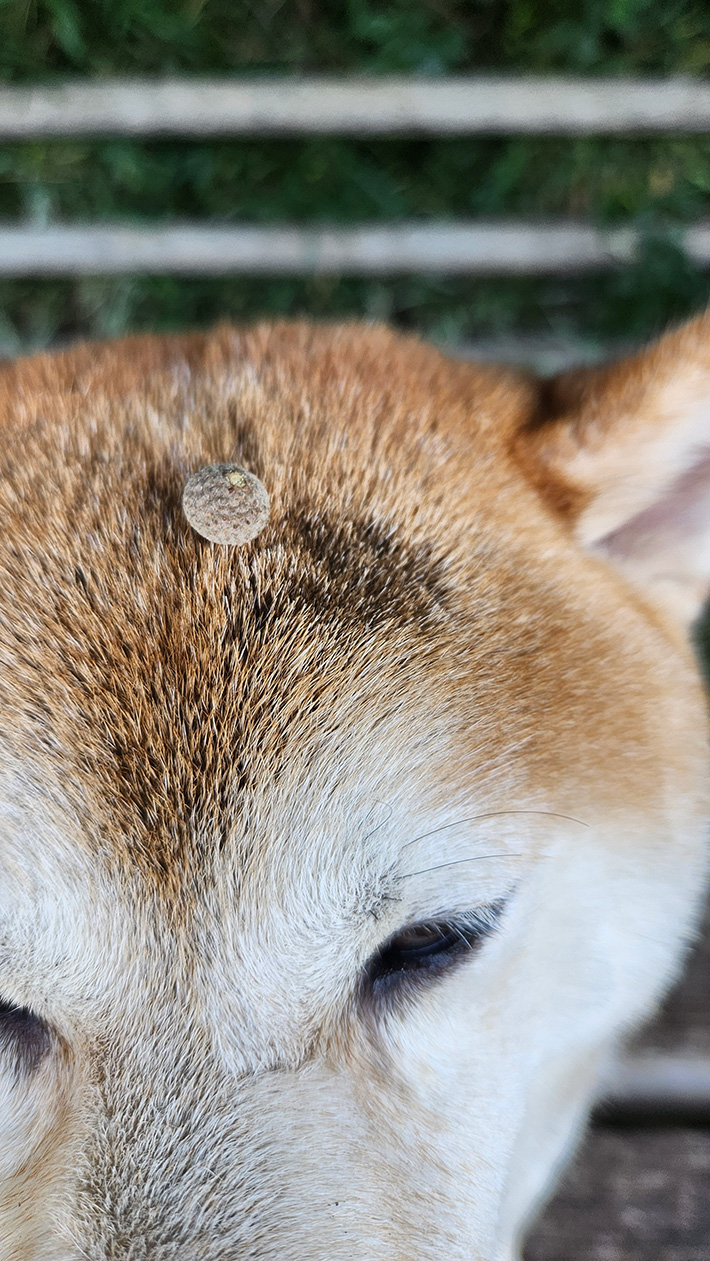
[602,1054,710,1119]
[2,76,710,138]
[0,219,705,277]
[1,77,709,278]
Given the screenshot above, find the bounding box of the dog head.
[0,319,708,1260]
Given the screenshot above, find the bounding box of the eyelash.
[364,901,507,1001]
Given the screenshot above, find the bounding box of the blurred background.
[2,4,710,1258]
[2,0,710,358]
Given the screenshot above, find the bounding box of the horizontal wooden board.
[2,77,710,138]
[0,220,708,276]
[600,1055,710,1120]
[457,335,626,373]
[525,1127,710,1260]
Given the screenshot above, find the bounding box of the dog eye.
[366,903,506,998]
[0,998,51,1073]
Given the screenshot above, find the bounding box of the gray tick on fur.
[182,462,270,546]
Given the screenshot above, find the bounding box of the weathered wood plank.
[600,1055,710,1118]
[455,335,634,374]
[2,77,710,138]
[0,219,701,277]
[525,1127,710,1261]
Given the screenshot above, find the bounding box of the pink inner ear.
[597,446,710,567]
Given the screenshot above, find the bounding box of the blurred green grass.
[4,0,710,79]
[1,1,710,350]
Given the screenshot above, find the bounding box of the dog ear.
[516,314,710,624]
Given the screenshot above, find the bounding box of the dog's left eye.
[365,903,505,998]
[0,998,51,1074]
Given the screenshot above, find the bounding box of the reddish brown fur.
[517,313,710,523]
[0,322,698,910]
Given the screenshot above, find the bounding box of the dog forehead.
[0,321,659,925]
[0,326,544,892]
[0,326,673,891]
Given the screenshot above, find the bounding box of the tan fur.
[0,318,708,1259]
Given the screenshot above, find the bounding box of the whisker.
[401,851,522,880]
[362,802,393,844]
[401,810,589,852]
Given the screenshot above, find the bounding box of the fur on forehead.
[0,321,691,917]
[0,326,538,880]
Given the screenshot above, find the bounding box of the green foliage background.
[1,0,710,351]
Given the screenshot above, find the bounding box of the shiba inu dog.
[0,316,708,1260]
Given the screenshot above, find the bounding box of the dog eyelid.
[363,900,507,1003]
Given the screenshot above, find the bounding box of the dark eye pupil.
[370,923,462,984]
[366,903,506,998]
[0,998,51,1073]
[388,924,459,962]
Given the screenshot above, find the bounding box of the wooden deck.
[526,902,710,1258]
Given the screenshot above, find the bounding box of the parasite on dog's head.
[182,462,270,545]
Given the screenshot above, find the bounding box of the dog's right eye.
[0,998,51,1073]
[364,902,506,1004]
